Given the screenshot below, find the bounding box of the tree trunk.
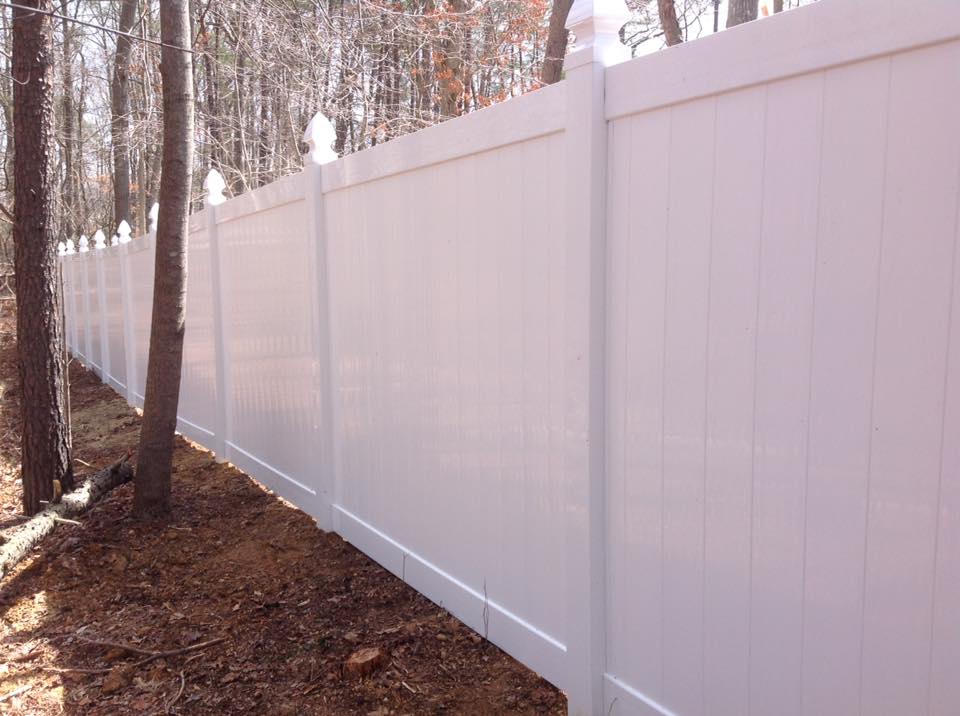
[727,0,758,28]
[111,0,138,228]
[12,0,74,515]
[0,458,133,580]
[658,0,684,46]
[60,1,79,238]
[773,0,784,12]
[541,0,572,85]
[134,0,194,519]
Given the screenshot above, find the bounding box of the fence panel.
[176,212,217,445]
[81,252,102,374]
[603,10,960,716]
[215,173,323,514]
[324,85,569,686]
[126,236,155,406]
[100,247,127,393]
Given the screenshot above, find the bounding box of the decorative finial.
[78,235,89,253]
[93,230,107,249]
[111,233,120,247]
[117,220,132,244]
[564,0,630,68]
[303,112,337,165]
[65,238,76,254]
[148,203,160,233]
[58,241,66,256]
[204,169,227,206]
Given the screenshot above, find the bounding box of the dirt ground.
[0,299,565,715]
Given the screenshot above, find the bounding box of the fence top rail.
[214,171,305,225]
[320,80,567,195]
[605,0,960,121]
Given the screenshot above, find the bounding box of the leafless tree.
[542,0,572,85]
[658,0,683,45]
[727,0,758,27]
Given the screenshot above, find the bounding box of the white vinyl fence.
[60,1,960,713]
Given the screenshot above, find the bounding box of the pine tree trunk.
[726,0,758,28]
[658,0,684,46]
[541,0,572,85]
[111,0,138,228]
[134,0,194,519]
[12,0,74,515]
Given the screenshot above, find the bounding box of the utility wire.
[0,1,194,53]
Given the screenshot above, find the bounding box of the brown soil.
[0,299,565,715]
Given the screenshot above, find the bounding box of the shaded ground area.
[0,300,565,715]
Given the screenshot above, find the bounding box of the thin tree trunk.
[111,0,138,228]
[60,1,78,237]
[541,0,571,85]
[12,0,74,515]
[134,0,194,518]
[773,0,784,12]
[658,0,684,46]
[726,0,758,28]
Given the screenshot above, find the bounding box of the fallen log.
[0,455,134,581]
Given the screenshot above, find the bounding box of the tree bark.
[111,0,138,228]
[726,0,758,28]
[12,0,74,515]
[134,0,194,518]
[773,0,784,12]
[0,459,133,580]
[541,0,572,85]
[658,0,684,46]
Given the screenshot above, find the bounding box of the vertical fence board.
[800,55,891,716]
[748,71,823,716]
[658,95,716,716]
[860,41,960,716]
[702,84,767,716]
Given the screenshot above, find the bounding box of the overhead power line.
[0,1,194,54]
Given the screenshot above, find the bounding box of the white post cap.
[204,169,227,207]
[148,203,160,233]
[66,238,76,254]
[78,235,89,253]
[564,0,631,69]
[117,219,132,244]
[58,241,66,256]
[93,230,107,249]
[304,111,338,165]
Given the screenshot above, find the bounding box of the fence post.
[562,1,629,713]
[303,112,339,531]
[93,230,110,382]
[204,170,229,462]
